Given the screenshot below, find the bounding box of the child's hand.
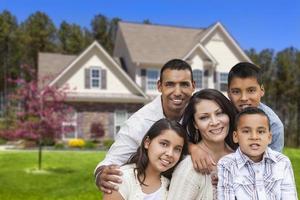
[189,143,216,174]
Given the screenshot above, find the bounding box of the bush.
[90,122,105,141]
[54,142,65,149]
[68,138,85,148]
[84,140,97,149]
[103,138,114,149]
[0,138,7,145]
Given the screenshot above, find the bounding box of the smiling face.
[157,69,195,120]
[233,114,272,162]
[193,99,230,144]
[228,77,265,112]
[144,129,184,174]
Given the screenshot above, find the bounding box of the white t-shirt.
[118,164,169,200]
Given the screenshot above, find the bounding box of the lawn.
[0,148,299,199]
[0,150,105,200]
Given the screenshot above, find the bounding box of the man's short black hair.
[234,107,271,131]
[160,59,193,82]
[228,62,262,87]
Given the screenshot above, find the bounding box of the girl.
[167,89,238,200]
[103,118,188,200]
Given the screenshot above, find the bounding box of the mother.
[168,89,238,200]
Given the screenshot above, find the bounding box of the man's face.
[157,69,195,119]
[228,77,264,112]
[233,114,272,162]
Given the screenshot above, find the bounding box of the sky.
[1,0,299,52]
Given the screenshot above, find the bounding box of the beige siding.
[65,55,132,94]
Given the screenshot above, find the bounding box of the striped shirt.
[217,147,298,200]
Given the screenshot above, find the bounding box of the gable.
[47,41,148,103]
[200,23,251,71]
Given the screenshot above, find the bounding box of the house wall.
[204,32,240,73]
[66,55,132,94]
[69,102,144,139]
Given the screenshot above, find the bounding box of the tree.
[58,21,86,54]
[0,10,22,117]
[20,11,57,71]
[8,64,73,170]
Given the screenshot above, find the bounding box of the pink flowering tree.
[8,64,74,170]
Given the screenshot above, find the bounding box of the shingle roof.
[38,53,76,86]
[118,22,208,65]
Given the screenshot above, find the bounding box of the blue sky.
[1,0,299,52]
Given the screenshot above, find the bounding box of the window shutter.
[101,69,107,89]
[85,68,90,89]
[141,69,146,91]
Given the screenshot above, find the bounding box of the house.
[38,21,251,140]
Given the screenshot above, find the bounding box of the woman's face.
[193,99,230,143]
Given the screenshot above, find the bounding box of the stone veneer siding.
[67,102,144,139]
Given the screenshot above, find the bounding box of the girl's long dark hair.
[182,89,238,150]
[127,118,188,186]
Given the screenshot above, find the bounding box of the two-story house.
[38,21,251,140]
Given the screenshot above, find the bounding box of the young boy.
[217,107,297,200]
[227,62,284,152]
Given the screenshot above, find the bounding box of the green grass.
[0,150,105,200]
[0,148,299,199]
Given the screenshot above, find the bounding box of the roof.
[38,53,76,87]
[118,21,208,65]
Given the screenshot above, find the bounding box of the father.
[94,59,195,193]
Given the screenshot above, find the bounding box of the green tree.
[58,21,86,54]
[20,11,57,71]
[0,10,22,117]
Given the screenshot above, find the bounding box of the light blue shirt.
[217,147,297,200]
[258,102,284,152]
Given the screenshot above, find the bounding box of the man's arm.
[94,117,150,193]
[189,142,216,174]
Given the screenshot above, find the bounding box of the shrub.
[0,138,6,145]
[68,138,85,148]
[90,122,105,141]
[103,138,114,149]
[84,140,97,149]
[54,142,65,149]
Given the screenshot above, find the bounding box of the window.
[114,110,128,134]
[220,73,228,91]
[62,113,77,139]
[147,69,159,90]
[90,68,101,88]
[193,69,203,89]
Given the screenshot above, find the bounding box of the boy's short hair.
[228,62,262,87]
[160,59,193,82]
[234,107,271,131]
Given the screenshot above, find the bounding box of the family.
[94,59,298,200]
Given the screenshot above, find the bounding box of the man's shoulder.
[129,96,164,120]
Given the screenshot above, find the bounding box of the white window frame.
[90,67,101,89]
[193,69,203,89]
[146,69,159,91]
[114,110,128,135]
[62,112,78,140]
[219,72,228,92]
